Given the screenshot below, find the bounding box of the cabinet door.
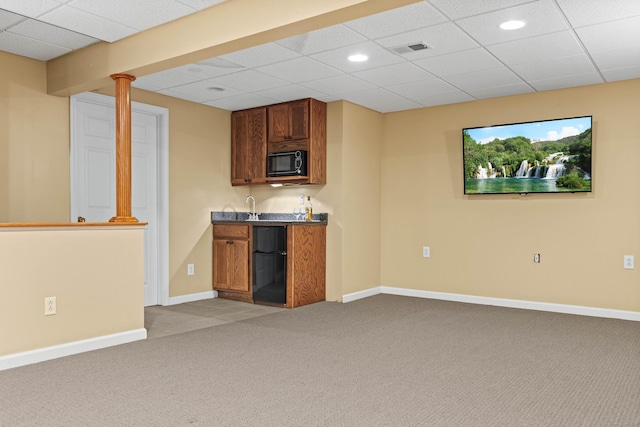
[231,108,266,185]
[229,239,249,292]
[213,239,250,292]
[288,99,309,141]
[267,103,290,142]
[268,100,310,142]
[286,225,326,308]
[213,239,231,289]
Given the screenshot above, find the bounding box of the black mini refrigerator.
[252,226,287,305]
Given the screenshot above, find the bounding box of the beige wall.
[381,79,640,312]
[3,47,639,324]
[0,51,70,223]
[340,102,383,295]
[0,226,145,357]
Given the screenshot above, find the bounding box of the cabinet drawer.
[214,224,249,239]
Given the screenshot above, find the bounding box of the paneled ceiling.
[1,0,639,113]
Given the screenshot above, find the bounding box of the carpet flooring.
[1,294,639,426]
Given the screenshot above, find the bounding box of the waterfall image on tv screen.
[463,116,592,195]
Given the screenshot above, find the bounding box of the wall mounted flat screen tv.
[463,116,592,195]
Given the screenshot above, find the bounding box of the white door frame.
[70,91,170,306]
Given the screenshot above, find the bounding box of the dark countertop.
[211,211,328,225]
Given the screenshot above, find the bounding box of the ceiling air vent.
[390,42,431,54]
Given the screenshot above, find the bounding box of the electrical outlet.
[299,193,305,205]
[624,255,634,270]
[422,246,430,258]
[187,264,195,276]
[45,297,56,316]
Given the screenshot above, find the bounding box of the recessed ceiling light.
[499,20,525,30]
[348,54,368,62]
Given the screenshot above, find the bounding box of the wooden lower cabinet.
[212,223,326,307]
[286,224,326,308]
[213,224,252,303]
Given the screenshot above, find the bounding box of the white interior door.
[71,92,168,307]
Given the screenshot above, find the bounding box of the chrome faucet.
[245,195,259,221]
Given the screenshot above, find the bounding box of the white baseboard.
[166,290,216,306]
[342,287,382,303]
[0,328,147,372]
[343,286,640,322]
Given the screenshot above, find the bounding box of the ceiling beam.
[46,0,420,97]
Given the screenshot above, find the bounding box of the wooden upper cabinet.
[266,99,326,185]
[231,107,267,186]
[232,98,326,186]
[268,99,309,142]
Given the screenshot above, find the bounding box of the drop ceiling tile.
[375,22,478,60]
[591,45,640,71]
[344,2,447,39]
[8,19,97,49]
[174,0,228,10]
[352,62,434,87]
[528,73,603,91]
[511,54,596,81]
[413,48,501,77]
[0,31,69,60]
[427,0,536,20]
[442,67,523,91]
[487,31,584,65]
[132,69,202,91]
[309,41,404,73]
[208,70,289,92]
[575,16,640,52]
[555,0,640,27]
[254,84,335,103]
[39,5,136,42]
[456,0,568,46]
[466,82,534,99]
[67,0,194,31]
[170,60,244,81]
[0,0,62,18]
[197,57,245,70]
[386,78,459,99]
[257,57,342,83]
[157,88,210,104]
[602,65,640,82]
[159,79,243,103]
[204,93,279,111]
[218,42,301,68]
[415,91,475,107]
[0,9,25,29]
[276,24,366,55]
[340,88,422,113]
[300,74,375,95]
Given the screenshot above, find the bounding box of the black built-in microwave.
[267,150,307,177]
